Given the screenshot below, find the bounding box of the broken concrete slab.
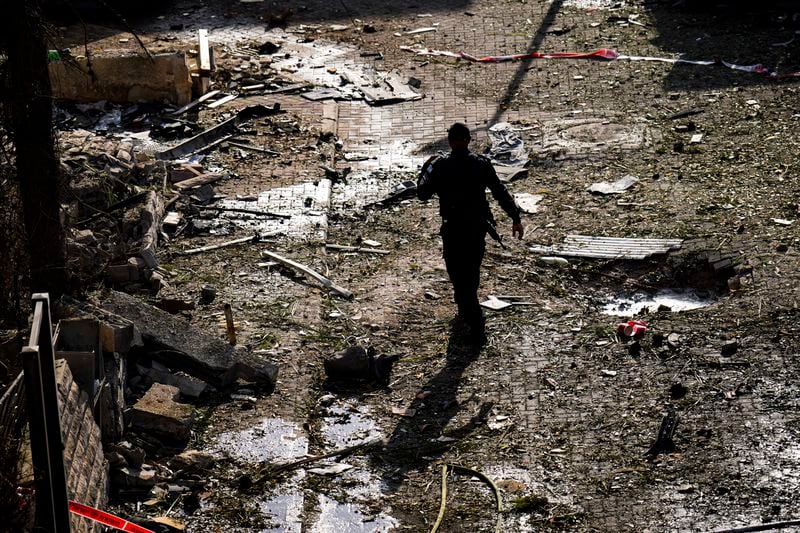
[129,383,195,443]
[138,361,209,399]
[99,290,278,388]
[49,53,192,106]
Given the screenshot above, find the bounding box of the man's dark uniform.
[417,149,521,331]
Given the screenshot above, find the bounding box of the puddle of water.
[212,418,308,463]
[310,494,398,533]
[321,402,383,448]
[215,179,331,240]
[259,487,304,533]
[602,289,714,317]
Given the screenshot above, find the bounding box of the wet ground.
[53,0,800,531]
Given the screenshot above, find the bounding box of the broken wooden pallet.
[529,235,683,260]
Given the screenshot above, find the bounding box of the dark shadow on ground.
[646,0,800,89]
[48,0,473,42]
[371,320,492,493]
[492,0,564,124]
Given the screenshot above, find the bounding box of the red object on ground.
[617,320,648,337]
[69,501,154,533]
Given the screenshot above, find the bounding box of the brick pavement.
[72,0,800,530]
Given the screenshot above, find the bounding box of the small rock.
[721,339,739,357]
[362,23,377,33]
[408,77,422,89]
[200,286,217,304]
[600,369,617,377]
[112,466,157,489]
[391,406,416,418]
[667,333,681,351]
[628,341,641,358]
[318,394,336,407]
[676,484,695,494]
[424,290,441,300]
[670,383,688,400]
[170,450,216,473]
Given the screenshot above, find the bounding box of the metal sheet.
[529,235,683,259]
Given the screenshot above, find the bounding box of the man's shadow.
[371,320,494,492]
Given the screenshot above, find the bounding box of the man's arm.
[483,160,524,238]
[417,155,439,201]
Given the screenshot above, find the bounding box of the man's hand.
[512,222,524,239]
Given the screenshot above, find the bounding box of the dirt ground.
[44,0,800,531]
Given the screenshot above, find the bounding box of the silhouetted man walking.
[417,123,524,343]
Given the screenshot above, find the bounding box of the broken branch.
[261,250,354,299]
[325,244,391,255]
[194,204,291,219]
[178,233,280,255]
[253,438,383,484]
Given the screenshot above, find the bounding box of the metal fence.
[22,293,71,532]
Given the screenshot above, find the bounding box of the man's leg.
[443,230,486,334]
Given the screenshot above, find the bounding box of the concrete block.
[129,383,195,443]
[49,53,192,106]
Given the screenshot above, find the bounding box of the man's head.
[447,122,471,151]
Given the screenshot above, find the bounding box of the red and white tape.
[69,500,155,533]
[401,46,800,79]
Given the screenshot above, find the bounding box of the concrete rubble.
[3,1,800,531]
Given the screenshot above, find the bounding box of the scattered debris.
[530,235,683,260]
[538,256,569,268]
[587,175,639,195]
[261,250,354,299]
[325,244,390,255]
[720,339,739,357]
[487,122,529,168]
[647,408,679,457]
[514,193,543,213]
[391,406,417,418]
[96,290,278,387]
[616,320,647,337]
[667,108,704,120]
[157,104,282,160]
[405,27,437,35]
[323,346,398,385]
[179,234,275,255]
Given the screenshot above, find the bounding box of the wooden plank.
[174,172,225,190]
[325,244,390,255]
[171,89,220,116]
[261,250,353,299]
[179,234,258,255]
[198,29,211,72]
[206,94,238,109]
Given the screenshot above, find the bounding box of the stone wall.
[55,359,108,533]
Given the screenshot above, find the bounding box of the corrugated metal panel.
[529,235,683,259]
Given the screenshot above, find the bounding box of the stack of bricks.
[55,359,108,533]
